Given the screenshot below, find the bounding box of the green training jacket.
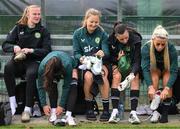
[73,26,109,61]
[37,51,75,108]
[141,42,178,88]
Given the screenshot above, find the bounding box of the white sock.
[66,111,72,117]
[24,106,31,114]
[51,108,56,114]
[9,96,17,115]
[49,108,57,122]
[112,108,118,115]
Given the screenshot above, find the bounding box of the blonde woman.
[73,8,110,121]
[141,25,178,123]
[2,5,51,122]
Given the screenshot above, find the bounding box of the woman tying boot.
[141,25,178,123]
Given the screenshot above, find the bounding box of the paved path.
[12,112,180,126]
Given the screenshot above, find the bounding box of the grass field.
[1,122,180,129]
[1,113,179,129]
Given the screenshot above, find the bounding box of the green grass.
[1,122,180,129]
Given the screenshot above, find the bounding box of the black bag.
[168,97,179,114]
[73,84,86,115]
[73,85,99,115]
[158,97,179,115]
[0,102,12,125]
[73,71,99,115]
[172,68,180,103]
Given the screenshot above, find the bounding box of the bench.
[0,34,179,111]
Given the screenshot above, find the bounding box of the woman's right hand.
[148,85,156,100]
[14,45,21,54]
[95,50,104,58]
[43,105,51,116]
[80,56,85,64]
[117,50,125,60]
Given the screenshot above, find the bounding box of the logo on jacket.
[95,37,100,44]
[111,45,115,49]
[35,32,41,38]
[81,38,85,42]
[19,31,24,35]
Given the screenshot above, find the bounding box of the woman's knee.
[113,71,121,81]
[131,74,140,89]
[102,65,108,76]
[84,71,93,82]
[151,69,161,81]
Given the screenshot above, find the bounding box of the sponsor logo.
[84,45,93,53]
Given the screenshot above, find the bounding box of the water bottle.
[150,90,161,110]
[118,103,124,120]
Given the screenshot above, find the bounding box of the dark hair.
[43,57,65,92]
[113,22,127,35]
[108,21,127,41]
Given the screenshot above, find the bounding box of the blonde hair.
[17,5,41,25]
[82,8,102,27]
[150,25,170,70]
[152,25,168,39]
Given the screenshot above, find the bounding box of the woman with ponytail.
[73,8,110,122]
[2,5,51,122]
[141,25,178,123]
[37,51,76,123]
[108,22,142,124]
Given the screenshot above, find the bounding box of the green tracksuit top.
[141,42,178,88]
[37,51,75,108]
[73,26,110,61]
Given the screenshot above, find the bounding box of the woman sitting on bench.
[141,25,178,123]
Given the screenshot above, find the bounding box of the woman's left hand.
[21,48,34,54]
[160,87,169,100]
[43,105,51,116]
[56,106,64,115]
[117,50,125,60]
[95,50,104,58]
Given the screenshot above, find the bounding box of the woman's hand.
[160,87,169,100]
[117,50,125,60]
[21,48,34,54]
[95,50,104,58]
[148,85,156,100]
[14,45,21,54]
[43,105,51,116]
[80,56,85,64]
[56,106,64,115]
